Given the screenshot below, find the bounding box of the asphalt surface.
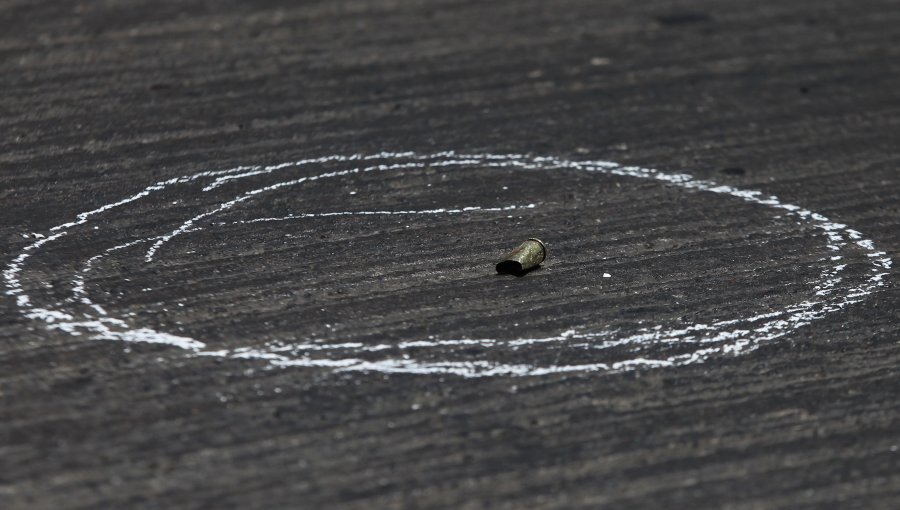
[1,0,899,508]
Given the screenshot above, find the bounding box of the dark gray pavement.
[1,1,899,508]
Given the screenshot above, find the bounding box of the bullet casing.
[496,238,547,275]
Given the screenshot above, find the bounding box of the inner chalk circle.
[3,152,891,377]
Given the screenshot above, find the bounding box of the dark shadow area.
[496,261,541,277]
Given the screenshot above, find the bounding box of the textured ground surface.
[1,0,899,508]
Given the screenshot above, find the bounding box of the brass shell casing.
[496,238,547,275]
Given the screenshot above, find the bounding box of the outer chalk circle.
[3,152,892,377]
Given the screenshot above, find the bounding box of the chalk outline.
[3,152,892,377]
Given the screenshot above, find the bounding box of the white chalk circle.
[3,152,891,377]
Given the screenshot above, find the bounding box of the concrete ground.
[1,0,899,508]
